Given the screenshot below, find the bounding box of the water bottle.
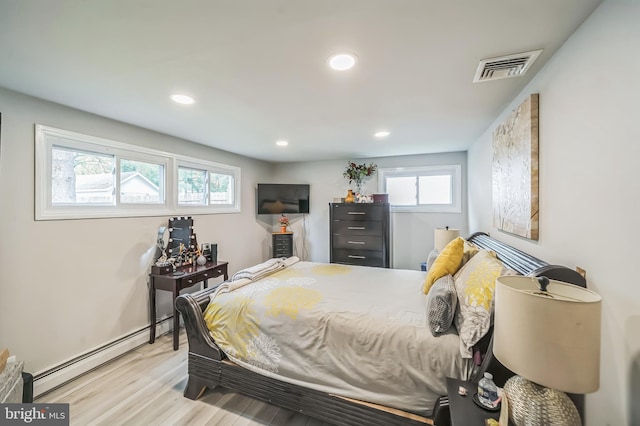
[477,372,498,407]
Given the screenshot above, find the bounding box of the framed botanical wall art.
[492,94,539,240]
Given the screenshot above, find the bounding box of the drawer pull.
[347,212,366,215]
[348,241,365,245]
[348,255,366,259]
[203,273,208,277]
[348,226,365,230]
[216,269,222,274]
[187,279,193,284]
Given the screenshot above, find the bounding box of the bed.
[175,232,586,425]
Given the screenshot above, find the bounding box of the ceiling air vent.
[473,49,543,83]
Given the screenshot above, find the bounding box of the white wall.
[0,87,273,375]
[467,2,640,425]
[0,84,466,384]
[272,151,467,270]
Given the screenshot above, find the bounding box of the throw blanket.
[211,256,302,301]
[209,278,253,301]
[231,256,300,282]
[204,261,473,416]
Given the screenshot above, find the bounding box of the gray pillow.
[426,274,457,336]
[426,248,440,271]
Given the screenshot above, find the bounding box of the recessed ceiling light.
[328,53,357,71]
[276,140,289,147]
[374,131,390,138]
[170,94,195,105]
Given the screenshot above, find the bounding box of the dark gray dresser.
[329,202,390,268]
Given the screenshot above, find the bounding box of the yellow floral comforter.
[204,261,473,415]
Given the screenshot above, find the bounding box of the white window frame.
[35,125,241,220]
[175,159,239,211]
[378,165,462,213]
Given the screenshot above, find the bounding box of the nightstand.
[272,232,293,258]
[438,377,501,426]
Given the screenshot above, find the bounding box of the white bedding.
[204,261,475,415]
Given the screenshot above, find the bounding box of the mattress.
[204,261,474,415]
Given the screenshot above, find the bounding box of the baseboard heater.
[33,318,173,398]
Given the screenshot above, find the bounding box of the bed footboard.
[176,287,225,399]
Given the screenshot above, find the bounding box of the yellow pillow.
[423,237,464,294]
[452,250,506,356]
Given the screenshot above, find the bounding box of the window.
[210,172,235,205]
[176,163,237,207]
[51,146,115,205]
[120,159,165,204]
[36,125,241,220]
[178,166,207,205]
[378,165,461,212]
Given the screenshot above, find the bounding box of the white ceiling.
[0,0,602,163]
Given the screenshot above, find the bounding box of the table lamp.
[493,275,601,426]
[434,227,460,252]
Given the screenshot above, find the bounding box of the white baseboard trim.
[33,319,173,398]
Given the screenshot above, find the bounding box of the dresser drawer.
[176,268,224,290]
[331,204,384,221]
[331,220,382,236]
[332,249,384,267]
[332,234,383,250]
[274,248,291,257]
[274,239,292,249]
[274,245,291,254]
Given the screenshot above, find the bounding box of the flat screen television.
[257,183,310,214]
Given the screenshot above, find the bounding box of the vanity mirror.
[168,217,196,263]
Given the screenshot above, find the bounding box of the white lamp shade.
[494,275,601,394]
[434,228,460,252]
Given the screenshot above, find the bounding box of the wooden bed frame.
[175,232,586,425]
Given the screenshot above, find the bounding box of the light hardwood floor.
[37,332,333,426]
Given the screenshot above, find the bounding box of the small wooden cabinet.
[272,232,293,258]
[329,203,390,268]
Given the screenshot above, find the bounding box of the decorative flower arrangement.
[343,161,378,193]
[278,214,289,227]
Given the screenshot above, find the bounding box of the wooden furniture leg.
[173,285,180,351]
[149,278,156,344]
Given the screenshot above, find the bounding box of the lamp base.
[504,375,581,426]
